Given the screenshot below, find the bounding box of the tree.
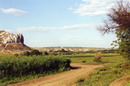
[22,51,30,56]
[98,1,130,60]
[30,50,43,56]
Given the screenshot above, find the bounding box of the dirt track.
[109,75,130,86]
[8,63,104,86]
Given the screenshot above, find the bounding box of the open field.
[77,55,125,86]
[1,52,130,86]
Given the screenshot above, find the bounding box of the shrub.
[43,51,49,55]
[0,56,71,78]
[77,78,85,83]
[22,50,43,56]
[30,50,42,56]
[14,53,19,57]
[93,53,102,62]
[22,51,30,56]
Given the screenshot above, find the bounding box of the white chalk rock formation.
[0,30,24,44]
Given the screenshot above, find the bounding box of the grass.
[76,77,85,83]
[76,54,128,86]
[67,53,120,64]
[65,53,118,58]
[0,56,71,86]
[0,69,70,86]
[125,81,130,86]
[0,53,126,86]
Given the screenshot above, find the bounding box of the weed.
[77,78,85,83]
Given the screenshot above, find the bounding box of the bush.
[93,53,102,62]
[22,50,43,56]
[0,56,71,79]
[14,53,19,57]
[77,78,85,83]
[30,50,42,56]
[22,51,30,56]
[43,51,49,55]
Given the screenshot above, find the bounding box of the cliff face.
[0,30,24,44]
[0,30,31,52]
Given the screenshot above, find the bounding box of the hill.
[0,30,31,52]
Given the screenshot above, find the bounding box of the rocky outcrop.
[0,30,24,44]
[0,30,31,52]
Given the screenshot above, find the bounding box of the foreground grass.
[0,68,70,86]
[65,53,128,86]
[0,53,125,86]
[0,56,71,86]
[77,55,127,86]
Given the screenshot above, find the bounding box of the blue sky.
[0,0,122,48]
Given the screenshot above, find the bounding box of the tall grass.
[0,56,71,79]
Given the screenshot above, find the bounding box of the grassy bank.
[77,55,127,86]
[0,56,71,86]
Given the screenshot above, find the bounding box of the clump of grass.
[77,77,85,83]
[93,53,102,62]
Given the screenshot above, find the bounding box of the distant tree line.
[16,48,118,57]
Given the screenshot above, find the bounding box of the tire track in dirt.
[109,75,130,86]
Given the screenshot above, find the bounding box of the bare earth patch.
[8,63,104,86]
[109,75,130,86]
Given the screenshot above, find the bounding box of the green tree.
[30,50,42,56]
[99,1,130,60]
[22,51,30,56]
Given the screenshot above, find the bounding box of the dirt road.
[109,75,130,86]
[8,63,104,86]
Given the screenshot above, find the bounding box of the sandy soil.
[8,63,104,86]
[109,75,130,86]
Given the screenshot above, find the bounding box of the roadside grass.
[0,53,123,86]
[0,69,70,86]
[76,55,128,86]
[0,56,71,86]
[76,77,85,83]
[125,81,130,86]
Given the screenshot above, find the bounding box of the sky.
[0,0,124,48]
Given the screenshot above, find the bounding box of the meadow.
[74,53,130,86]
[0,51,129,86]
[76,55,126,86]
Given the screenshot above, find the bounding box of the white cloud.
[71,0,117,16]
[16,24,94,32]
[0,8,27,16]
